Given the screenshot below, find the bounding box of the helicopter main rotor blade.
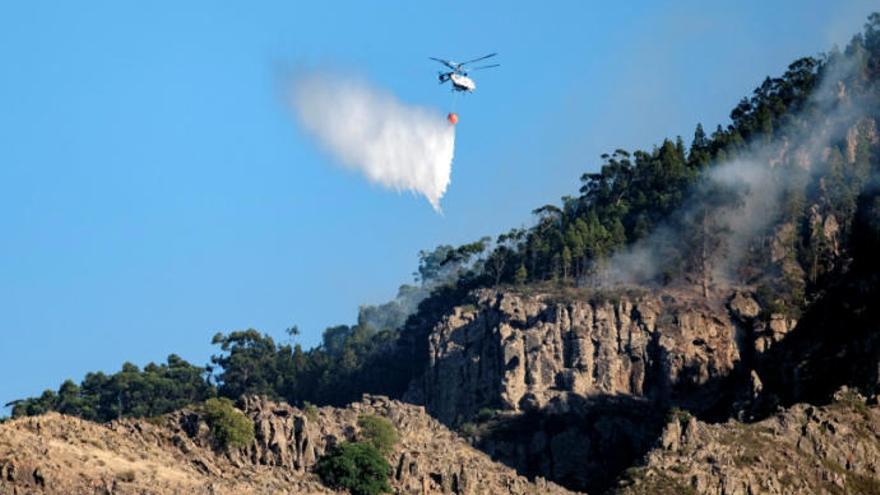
[469,64,500,71]
[459,53,497,66]
[429,57,457,70]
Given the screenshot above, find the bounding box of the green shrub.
[356,414,399,456]
[315,442,391,495]
[666,407,692,424]
[459,303,478,313]
[459,422,477,437]
[201,398,254,449]
[476,407,497,422]
[303,401,319,422]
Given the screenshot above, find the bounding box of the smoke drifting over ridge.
[289,71,455,211]
[597,56,877,288]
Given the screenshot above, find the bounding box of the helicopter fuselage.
[439,72,476,92]
[431,53,496,93]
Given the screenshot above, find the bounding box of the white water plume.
[289,71,455,211]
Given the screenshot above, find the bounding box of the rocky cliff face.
[0,395,571,495]
[410,288,746,426]
[404,286,813,492]
[402,258,880,494]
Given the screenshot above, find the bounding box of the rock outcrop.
[404,287,759,493]
[618,388,880,494]
[234,395,570,495]
[0,410,327,495]
[0,395,572,495]
[410,288,743,426]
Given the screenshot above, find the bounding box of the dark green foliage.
[459,421,477,437]
[315,442,391,495]
[210,329,299,400]
[476,407,497,422]
[357,415,399,455]
[206,322,414,408]
[8,355,213,422]
[666,407,693,424]
[201,397,255,449]
[754,283,791,318]
[852,189,880,269]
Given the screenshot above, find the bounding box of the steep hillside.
[619,389,880,495]
[0,396,570,495]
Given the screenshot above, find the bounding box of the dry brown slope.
[0,410,329,495]
[0,395,573,495]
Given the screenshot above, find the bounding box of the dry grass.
[0,412,331,494]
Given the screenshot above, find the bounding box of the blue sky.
[0,1,875,411]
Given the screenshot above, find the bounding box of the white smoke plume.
[289,71,455,211]
[595,54,875,288]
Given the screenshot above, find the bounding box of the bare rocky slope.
[618,389,880,495]
[0,395,570,495]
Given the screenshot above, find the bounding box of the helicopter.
[430,53,499,93]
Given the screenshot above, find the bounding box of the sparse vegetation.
[303,401,319,421]
[726,428,767,468]
[357,414,399,456]
[315,441,391,495]
[666,407,692,424]
[459,422,477,437]
[476,407,497,422]
[459,303,479,313]
[618,467,698,495]
[821,458,880,495]
[833,388,872,420]
[144,415,166,426]
[116,470,137,483]
[201,398,255,449]
[846,471,880,495]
